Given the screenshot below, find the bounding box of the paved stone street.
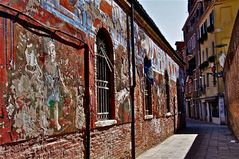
[137,119,239,159]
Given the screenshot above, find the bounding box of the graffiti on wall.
[134,24,180,116]
[111,3,130,123]
[40,0,128,46]
[111,3,128,47]
[0,23,85,142]
[40,0,131,123]
[115,45,131,123]
[40,0,93,32]
[135,27,179,81]
[0,0,180,145]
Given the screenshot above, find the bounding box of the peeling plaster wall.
[134,24,179,114]
[134,25,180,153]
[0,0,181,158]
[1,21,85,142]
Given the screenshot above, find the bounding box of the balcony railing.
[198,37,204,44]
[186,49,193,56]
[200,85,206,95]
[199,61,209,70]
[202,33,208,41]
[207,24,214,33]
[198,32,209,44]
[208,55,215,63]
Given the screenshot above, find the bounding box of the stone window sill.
[144,115,153,120]
[165,112,172,117]
[95,119,117,128]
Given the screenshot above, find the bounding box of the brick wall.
[225,47,239,140]
[91,124,131,159]
[134,76,178,156]
[135,117,175,156]
[224,11,239,140]
[0,0,182,158]
[0,133,85,159]
[0,117,175,159]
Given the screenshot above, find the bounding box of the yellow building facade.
[198,0,239,124]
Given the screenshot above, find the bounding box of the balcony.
[207,24,214,33]
[208,55,215,63]
[187,69,193,76]
[187,57,196,76]
[199,61,209,70]
[198,37,204,44]
[186,49,193,56]
[198,33,208,44]
[202,33,208,41]
[200,85,206,95]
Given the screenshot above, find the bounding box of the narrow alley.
[137,119,239,159]
[1,1,239,159]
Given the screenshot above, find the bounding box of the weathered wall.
[0,0,181,158]
[0,133,85,159]
[224,11,239,140]
[0,14,85,145]
[90,124,131,159]
[134,21,180,152]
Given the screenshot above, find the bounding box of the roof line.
[130,0,185,66]
[182,0,203,30]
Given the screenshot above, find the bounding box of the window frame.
[144,76,152,116]
[207,73,210,87]
[95,28,115,122]
[165,70,170,113]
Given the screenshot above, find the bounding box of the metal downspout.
[130,0,136,158]
[84,44,90,159]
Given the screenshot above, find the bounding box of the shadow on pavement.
[177,119,239,159]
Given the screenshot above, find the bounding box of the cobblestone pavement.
[137,119,239,159]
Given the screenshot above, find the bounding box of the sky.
[138,0,188,49]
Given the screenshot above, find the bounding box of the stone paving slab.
[137,134,197,159]
[137,119,239,159]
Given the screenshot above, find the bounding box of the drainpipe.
[130,0,136,158]
[173,97,176,133]
[84,44,90,159]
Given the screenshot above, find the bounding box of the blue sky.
[138,0,188,49]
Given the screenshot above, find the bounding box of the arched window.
[145,77,152,115]
[144,56,152,115]
[165,70,170,112]
[96,28,114,120]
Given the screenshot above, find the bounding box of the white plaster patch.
[39,110,53,135]
[151,118,161,134]
[116,88,129,103]
[95,120,117,127]
[6,103,15,119]
[75,86,85,129]
[144,115,153,120]
[0,122,5,128]
[165,112,172,117]
[219,53,226,67]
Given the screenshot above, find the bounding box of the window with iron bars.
[165,70,170,112]
[96,35,114,120]
[144,77,152,115]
